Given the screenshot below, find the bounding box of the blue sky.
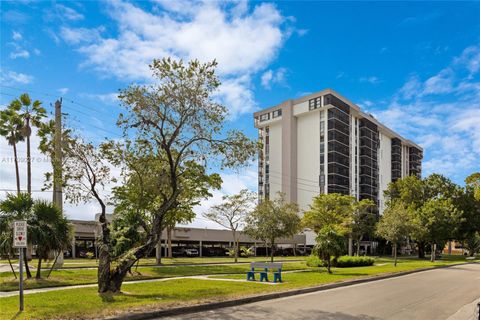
[1,1,480,225]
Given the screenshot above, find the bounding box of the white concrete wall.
[268,121,283,197]
[378,132,392,215]
[296,111,320,212]
[293,101,309,116]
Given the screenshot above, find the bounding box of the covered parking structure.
[68,219,307,259]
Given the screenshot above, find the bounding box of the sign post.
[13,220,27,312]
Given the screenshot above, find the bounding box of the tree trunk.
[97,204,112,293]
[12,142,21,195]
[8,255,17,279]
[167,226,172,258]
[26,118,31,195]
[356,238,361,257]
[393,242,397,267]
[431,243,436,262]
[232,230,238,263]
[36,256,42,279]
[327,257,332,273]
[418,241,425,259]
[270,241,274,263]
[23,248,32,278]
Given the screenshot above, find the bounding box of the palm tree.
[29,201,71,278]
[0,104,25,194]
[14,93,46,194]
[0,193,34,278]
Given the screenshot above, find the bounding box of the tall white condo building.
[254,89,422,244]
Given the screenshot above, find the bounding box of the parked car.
[172,247,199,257]
[184,248,199,257]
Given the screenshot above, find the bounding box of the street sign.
[13,220,27,248]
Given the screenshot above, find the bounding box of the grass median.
[0,261,308,291]
[1,255,478,320]
[0,256,305,269]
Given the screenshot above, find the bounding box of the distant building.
[254,89,422,245]
[69,218,306,258]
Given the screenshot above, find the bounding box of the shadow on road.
[170,306,381,320]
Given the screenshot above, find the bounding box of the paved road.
[163,263,480,320]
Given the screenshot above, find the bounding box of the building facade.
[254,89,422,244]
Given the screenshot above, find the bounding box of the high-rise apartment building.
[254,89,422,237]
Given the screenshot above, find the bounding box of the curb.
[108,262,478,320]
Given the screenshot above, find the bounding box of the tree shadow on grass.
[9,311,22,320]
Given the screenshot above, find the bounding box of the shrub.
[306,255,323,267]
[335,256,374,267]
[307,255,374,268]
[240,246,253,257]
[85,252,95,259]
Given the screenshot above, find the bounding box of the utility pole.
[53,98,64,268]
[53,99,63,212]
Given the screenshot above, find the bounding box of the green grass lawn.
[1,256,478,320]
[0,255,305,268]
[0,261,308,291]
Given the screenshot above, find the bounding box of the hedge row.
[306,255,375,268]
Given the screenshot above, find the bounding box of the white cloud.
[371,43,480,181]
[1,70,34,84]
[58,87,69,95]
[10,49,30,59]
[60,26,104,45]
[261,67,287,89]
[360,76,380,84]
[60,1,292,117]
[12,31,22,41]
[45,4,84,22]
[79,92,121,109]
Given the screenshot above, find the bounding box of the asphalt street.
[162,263,480,320]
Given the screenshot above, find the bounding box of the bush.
[306,255,323,267]
[336,256,374,267]
[306,255,374,268]
[85,252,94,259]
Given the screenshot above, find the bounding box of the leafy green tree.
[452,184,480,254]
[413,198,462,262]
[13,93,46,194]
[204,189,255,262]
[0,103,24,194]
[302,193,356,236]
[466,173,480,201]
[63,139,113,292]
[314,226,345,273]
[376,201,412,266]
[244,192,300,262]
[70,58,255,293]
[464,232,480,256]
[28,201,71,278]
[385,174,462,259]
[351,199,376,256]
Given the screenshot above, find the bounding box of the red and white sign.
[13,220,27,248]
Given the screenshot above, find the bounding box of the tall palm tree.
[29,201,71,278]
[14,93,46,194]
[0,104,25,194]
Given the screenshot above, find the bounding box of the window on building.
[260,113,270,122]
[272,109,282,118]
[309,97,321,110]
